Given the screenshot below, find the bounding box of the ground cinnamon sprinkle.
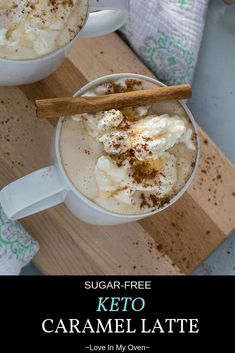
[139,192,171,210]
[140,193,151,209]
[156,244,163,252]
[131,159,159,184]
[125,79,143,91]
[106,79,144,94]
[151,194,171,208]
[110,82,125,93]
[49,0,74,7]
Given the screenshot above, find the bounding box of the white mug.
[0,0,129,86]
[0,73,200,225]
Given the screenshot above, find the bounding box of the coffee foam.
[60,78,197,215]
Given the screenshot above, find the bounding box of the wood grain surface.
[0,33,234,275]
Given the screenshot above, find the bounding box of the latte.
[60,78,197,215]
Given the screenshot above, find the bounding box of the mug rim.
[0,0,91,64]
[55,73,200,219]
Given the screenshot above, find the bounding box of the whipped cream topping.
[95,152,177,205]
[83,110,194,159]
[95,156,131,196]
[135,105,151,117]
[0,0,88,58]
[79,107,195,205]
[179,128,196,151]
[98,110,124,134]
[0,29,8,45]
[100,131,131,155]
[131,114,188,160]
[83,109,125,139]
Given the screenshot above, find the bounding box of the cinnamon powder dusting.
[140,193,171,210]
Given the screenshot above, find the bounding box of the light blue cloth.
[0,207,39,275]
[120,0,209,85]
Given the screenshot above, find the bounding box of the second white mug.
[0,0,129,86]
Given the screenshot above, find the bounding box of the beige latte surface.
[0,0,88,59]
[60,78,197,215]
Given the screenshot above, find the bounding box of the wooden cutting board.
[0,33,235,275]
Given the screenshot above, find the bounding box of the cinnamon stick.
[36,84,192,119]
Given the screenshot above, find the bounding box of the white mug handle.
[80,0,129,37]
[0,166,66,220]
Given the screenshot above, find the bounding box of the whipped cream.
[100,131,131,155]
[79,108,196,205]
[95,153,177,205]
[0,0,88,59]
[0,29,8,46]
[179,128,196,151]
[95,156,131,197]
[77,107,195,204]
[83,110,194,158]
[98,109,124,133]
[135,105,151,117]
[83,109,125,139]
[131,114,188,160]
